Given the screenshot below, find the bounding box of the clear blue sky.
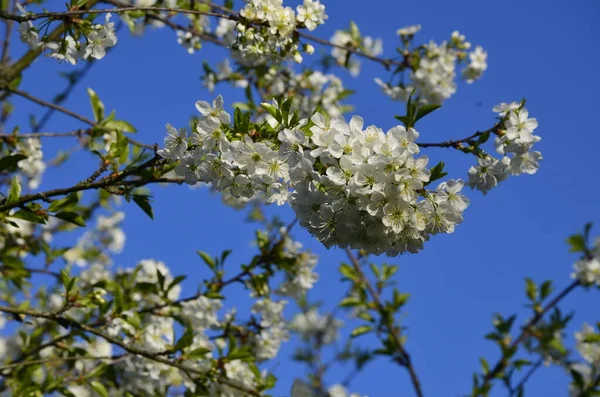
[7,0,600,395]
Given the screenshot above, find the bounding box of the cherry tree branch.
[417,125,500,149]
[5,87,154,149]
[480,280,581,392]
[344,247,424,397]
[0,304,262,396]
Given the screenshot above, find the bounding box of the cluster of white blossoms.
[375,30,487,105]
[159,95,471,255]
[569,322,600,396]
[15,137,45,189]
[203,60,351,120]
[571,237,600,286]
[260,68,350,119]
[63,211,126,267]
[17,5,117,64]
[275,233,320,299]
[468,103,542,195]
[291,308,343,345]
[251,298,290,360]
[411,32,485,104]
[331,22,383,76]
[223,0,327,64]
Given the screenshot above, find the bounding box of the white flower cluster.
[331,23,382,76]
[202,59,250,92]
[328,384,366,397]
[231,0,327,64]
[159,95,470,255]
[462,45,488,84]
[260,69,349,119]
[17,5,117,64]
[251,298,289,360]
[572,237,600,286]
[63,211,126,267]
[569,323,600,396]
[205,63,350,120]
[468,103,542,195]
[411,32,483,104]
[375,30,487,104]
[275,234,319,299]
[291,308,342,345]
[15,137,45,189]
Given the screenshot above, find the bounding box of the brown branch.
[5,87,153,149]
[0,354,125,373]
[0,129,89,140]
[0,0,15,65]
[141,218,299,314]
[0,6,234,22]
[0,304,262,396]
[0,174,183,213]
[0,265,60,278]
[508,357,544,397]
[417,125,499,149]
[480,280,581,391]
[344,247,424,397]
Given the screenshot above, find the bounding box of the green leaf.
[427,161,448,185]
[260,103,280,122]
[104,119,137,133]
[414,103,442,123]
[8,74,22,90]
[339,263,358,282]
[187,347,211,359]
[337,89,356,101]
[566,234,586,253]
[0,154,27,173]
[7,176,21,204]
[394,115,411,127]
[525,278,538,301]
[540,280,553,300]
[54,211,86,227]
[479,357,490,375]
[132,195,153,219]
[351,325,373,338]
[339,296,362,307]
[9,209,47,224]
[90,381,109,397]
[166,275,186,293]
[197,251,216,268]
[87,88,105,122]
[174,328,195,351]
[48,193,80,213]
[109,131,129,164]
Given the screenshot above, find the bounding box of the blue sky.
[6,0,600,395]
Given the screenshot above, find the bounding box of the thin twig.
[5,87,153,149]
[0,305,262,396]
[481,280,581,390]
[344,247,424,397]
[509,358,544,397]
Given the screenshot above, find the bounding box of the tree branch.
[0,304,262,396]
[480,280,581,392]
[5,87,153,149]
[344,247,424,397]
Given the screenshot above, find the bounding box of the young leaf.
[9,209,47,224]
[54,211,86,227]
[414,103,442,123]
[48,193,80,213]
[0,154,27,173]
[87,88,105,122]
[132,195,154,219]
[351,325,373,338]
[7,176,21,204]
